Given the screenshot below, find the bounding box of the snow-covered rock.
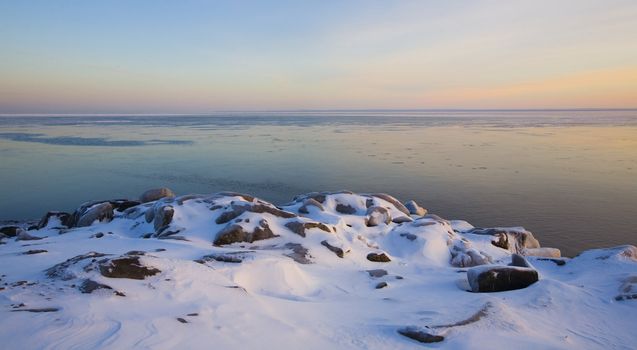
[0,190,635,349]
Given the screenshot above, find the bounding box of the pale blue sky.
[1,0,636,113]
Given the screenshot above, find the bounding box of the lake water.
[1,110,636,256]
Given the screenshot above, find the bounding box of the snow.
[0,190,635,349]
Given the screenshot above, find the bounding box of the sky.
[1,0,636,113]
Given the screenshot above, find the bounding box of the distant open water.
[1,110,636,256]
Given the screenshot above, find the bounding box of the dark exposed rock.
[99,256,161,280]
[91,232,104,238]
[284,221,331,237]
[397,327,444,343]
[376,281,388,289]
[175,194,205,205]
[367,252,391,262]
[467,266,539,292]
[76,202,114,227]
[23,249,47,255]
[215,203,296,225]
[298,198,325,214]
[404,200,427,216]
[125,250,146,256]
[0,226,21,237]
[538,258,566,266]
[37,211,71,229]
[11,307,60,313]
[400,233,417,241]
[140,187,175,203]
[110,200,141,212]
[335,203,357,215]
[214,219,278,246]
[176,317,188,323]
[187,313,199,316]
[283,243,312,264]
[365,206,391,226]
[46,252,109,280]
[78,279,113,293]
[321,240,346,258]
[367,269,388,278]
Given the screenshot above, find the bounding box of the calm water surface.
[1,110,636,256]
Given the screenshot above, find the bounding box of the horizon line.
[1,107,637,117]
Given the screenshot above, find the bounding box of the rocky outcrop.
[215,202,296,225]
[140,187,175,203]
[321,240,348,258]
[214,219,277,246]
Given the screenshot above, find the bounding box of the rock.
[78,279,113,293]
[76,202,114,227]
[321,240,347,258]
[468,227,540,254]
[376,281,388,289]
[397,326,444,343]
[195,252,245,264]
[214,219,277,246]
[283,243,312,264]
[365,206,392,227]
[11,307,59,313]
[467,265,539,292]
[510,253,532,268]
[15,229,44,241]
[298,198,325,214]
[215,203,296,225]
[110,200,141,212]
[0,226,21,237]
[140,187,175,203]
[368,193,411,216]
[153,205,174,233]
[45,252,109,280]
[404,200,427,216]
[391,216,413,224]
[284,221,331,237]
[217,191,255,202]
[524,247,561,258]
[335,203,357,215]
[538,258,566,266]
[23,249,47,255]
[176,317,188,324]
[367,252,391,262]
[450,247,492,267]
[367,269,388,278]
[37,211,71,229]
[99,256,161,280]
[91,232,104,238]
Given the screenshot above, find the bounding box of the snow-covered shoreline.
[1,189,635,349]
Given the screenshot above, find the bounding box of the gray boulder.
[213,219,277,246]
[404,200,427,216]
[140,188,175,203]
[99,256,161,280]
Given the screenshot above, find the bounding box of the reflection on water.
[1,110,636,256]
